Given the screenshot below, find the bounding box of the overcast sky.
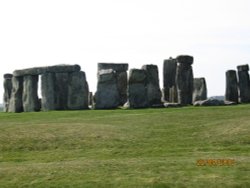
[1,0,250,103]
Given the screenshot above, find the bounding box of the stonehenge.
[237,64,250,103]
[193,78,207,103]
[5,54,250,113]
[225,70,239,103]
[4,64,89,112]
[176,55,194,105]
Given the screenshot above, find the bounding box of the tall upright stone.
[94,69,120,109]
[225,70,239,103]
[8,76,23,113]
[22,75,40,112]
[3,74,13,112]
[163,58,177,102]
[41,73,56,111]
[142,64,162,106]
[67,71,89,110]
[237,64,250,103]
[193,77,207,103]
[176,55,194,105]
[54,73,69,110]
[127,69,148,108]
[98,63,128,105]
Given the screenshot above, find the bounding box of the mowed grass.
[0,105,249,188]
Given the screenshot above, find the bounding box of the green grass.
[0,105,249,187]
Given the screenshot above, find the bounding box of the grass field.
[0,105,249,187]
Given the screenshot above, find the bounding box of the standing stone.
[237,64,250,103]
[193,78,207,103]
[67,71,89,110]
[163,58,177,102]
[41,73,56,111]
[98,63,128,105]
[3,74,13,112]
[94,69,120,109]
[176,55,194,105]
[225,70,239,103]
[54,73,69,110]
[142,64,162,106]
[127,69,148,108]
[22,75,40,112]
[8,76,23,113]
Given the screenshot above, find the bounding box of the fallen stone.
[193,99,225,106]
[164,103,182,108]
[224,101,237,105]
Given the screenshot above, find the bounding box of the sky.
[1,0,250,103]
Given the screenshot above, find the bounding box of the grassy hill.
[0,105,249,187]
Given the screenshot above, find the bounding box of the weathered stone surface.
[193,99,224,106]
[94,69,120,109]
[3,74,13,112]
[163,58,177,102]
[142,64,162,106]
[237,64,249,72]
[176,55,194,105]
[54,73,69,110]
[4,74,13,79]
[116,71,128,105]
[67,71,89,110]
[193,78,207,103]
[98,63,128,72]
[225,70,239,103]
[98,63,128,105]
[41,73,56,111]
[237,64,250,103]
[22,75,40,112]
[127,69,148,108]
[13,64,81,77]
[176,55,193,65]
[8,76,23,112]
